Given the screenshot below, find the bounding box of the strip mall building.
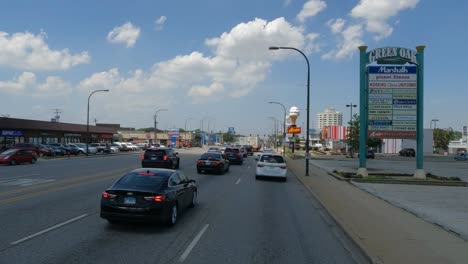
[0,117,116,149]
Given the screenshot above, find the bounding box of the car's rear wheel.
[31,158,37,164]
[167,204,178,226]
[197,169,202,174]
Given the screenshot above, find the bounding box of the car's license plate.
[151,157,157,160]
[124,197,136,204]
[205,161,211,165]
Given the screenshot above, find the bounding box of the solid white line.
[179,224,209,262]
[10,214,88,245]
[235,178,241,185]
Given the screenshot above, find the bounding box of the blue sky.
[1,0,467,136]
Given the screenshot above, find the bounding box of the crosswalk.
[0,178,55,187]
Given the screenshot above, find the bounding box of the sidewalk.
[286,156,468,264]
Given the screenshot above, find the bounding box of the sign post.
[358,46,425,179]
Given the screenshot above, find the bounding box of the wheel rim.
[171,205,177,224]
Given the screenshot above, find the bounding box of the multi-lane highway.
[0,149,367,264]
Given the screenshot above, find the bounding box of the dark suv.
[223,147,243,165]
[141,147,180,169]
[399,148,416,157]
[243,145,254,156]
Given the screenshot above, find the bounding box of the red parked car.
[0,149,38,165]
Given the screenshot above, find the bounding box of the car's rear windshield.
[260,155,285,163]
[200,153,221,160]
[116,171,170,187]
[145,149,167,156]
[224,148,239,153]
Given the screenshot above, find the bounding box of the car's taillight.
[236,153,241,156]
[280,166,287,169]
[144,195,165,202]
[102,192,116,199]
[141,154,145,160]
[214,161,221,165]
[163,155,168,161]
[257,164,264,167]
[197,160,203,164]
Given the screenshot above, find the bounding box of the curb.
[39,151,141,161]
[286,157,374,264]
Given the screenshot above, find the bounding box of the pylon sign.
[287,126,301,134]
[359,45,425,174]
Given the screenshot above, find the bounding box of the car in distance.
[0,149,38,165]
[243,145,254,156]
[197,152,230,174]
[255,153,287,181]
[142,147,180,169]
[207,147,221,153]
[454,152,468,161]
[223,147,243,165]
[357,149,375,159]
[399,148,416,157]
[100,168,197,226]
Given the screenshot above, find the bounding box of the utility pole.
[52,109,61,122]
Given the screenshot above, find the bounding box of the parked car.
[223,147,243,165]
[48,145,67,156]
[36,144,55,157]
[454,153,468,161]
[239,146,248,158]
[0,149,38,165]
[207,147,221,153]
[141,147,180,169]
[68,143,98,154]
[197,152,230,174]
[357,149,375,159]
[100,168,197,226]
[89,143,110,153]
[399,148,416,157]
[255,153,287,181]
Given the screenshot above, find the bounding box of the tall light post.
[346,103,357,153]
[269,116,279,152]
[154,108,168,144]
[269,46,311,175]
[431,118,439,129]
[87,89,109,156]
[268,101,286,155]
[184,118,195,147]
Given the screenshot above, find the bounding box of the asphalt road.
[0,149,367,264]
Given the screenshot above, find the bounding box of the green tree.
[346,113,382,150]
[346,113,360,150]
[222,133,236,143]
[449,130,462,141]
[433,128,450,150]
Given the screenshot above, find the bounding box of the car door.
[169,173,187,207]
[178,172,193,207]
[17,149,28,163]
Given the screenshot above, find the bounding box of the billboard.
[322,126,347,140]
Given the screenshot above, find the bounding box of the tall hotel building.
[317,108,343,130]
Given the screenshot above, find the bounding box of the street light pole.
[268,101,286,156]
[269,117,278,152]
[346,103,357,154]
[87,89,109,156]
[154,108,168,145]
[269,46,311,175]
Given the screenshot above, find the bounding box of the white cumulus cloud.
[107,22,141,48]
[327,18,346,33]
[351,0,419,40]
[322,24,364,60]
[0,31,90,71]
[0,72,72,97]
[297,0,327,23]
[155,16,167,30]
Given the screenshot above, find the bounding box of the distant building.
[317,108,342,130]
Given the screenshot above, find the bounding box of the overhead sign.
[368,66,417,139]
[287,126,301,134]
[368,47,417,64]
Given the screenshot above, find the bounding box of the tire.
[31,158,37,164]
[10,159,17,165]
[38,152,44,158]
[167,204,178,226]
[189,192,197,208]
[175,161,180,169]
[282,177,287,182]
[197,169,202,174]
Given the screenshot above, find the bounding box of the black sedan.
[197,152,230,174]
[100,168,197,226]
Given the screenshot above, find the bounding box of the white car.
[255,153,287,181]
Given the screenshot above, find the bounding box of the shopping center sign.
[358,45,425,173]
[287,126,301,134]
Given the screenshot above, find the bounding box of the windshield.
[1,149,17,155]
[200,153,221,160]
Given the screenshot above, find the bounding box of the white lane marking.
[235,178,241,185]
[0,178,55,186]
[10,214,88,245]
[179,224,209,262]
